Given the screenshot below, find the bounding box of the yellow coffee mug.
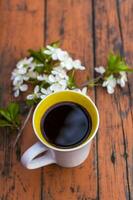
[21,91,99,169]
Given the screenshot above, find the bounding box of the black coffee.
[41,102,92,148]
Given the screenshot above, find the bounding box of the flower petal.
[23,76,30,81]
[73,88,81,92]
[41,88,47,94]
[34,85,39,93]
[117,79,125,87]
[16,57,33,69]
[27,94,34,100]
[37,74,48,81]
[102,80,108,87]
[62,58,73,70]
[20,84,28,91]
[95,66,105,74]
[59,79,67,87]
[48,74,56,83]
[107,85,115,94]
[78,66,85,70]
[40,95,47,99]
[14,90,19,97]
[18,68,27,74]
[52,53,58,60]
[50,83,62,92]
[82,87,87,94]
[13,76,23,85]
[57,49,68,61]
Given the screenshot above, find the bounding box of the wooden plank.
[116,0,133,199]
[0,0,44,199]
[42,0,98,200]
[94,0,131,199]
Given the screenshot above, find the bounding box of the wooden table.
[0,0,133,199]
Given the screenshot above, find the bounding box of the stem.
[81,75,103,87]
[13,106,34,147]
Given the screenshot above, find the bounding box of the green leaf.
[34,66,45,73]
[15,117,21,126]
[26,99,40,106]
[0,109,11,122]
[67,71,77,89]
[7,102,20,120]
[28,49,45,63]
[107,52,133,74]
[43,64,53,74]
[50,41,60,48]
[0,119,12,127]
[27,79,40,85]
[40,81,50,89]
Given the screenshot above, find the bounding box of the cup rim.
[32,90,99,152]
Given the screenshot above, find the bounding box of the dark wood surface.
[0,0,133,200]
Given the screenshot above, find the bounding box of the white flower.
[57,50,69,61]
[49,77,68,92]
[48,73,67,83]
[44,45,85,71]
[52,66,68,79]
[52,49,68,61]
[95,66,105,74]
[18,67,27,74]
[102,75,117,94]
[11,69,22,80]
[48,71,68,91]
[59,79,67,88]
[40,87,51,99]
[28,62,37,71]
[50,83,66,92]
[16,57,33,69]
[117,72,127,88]
[73,60,85,70]
[37,74,49,82]
[26,85,41,100]
[13,80,28,97]
[48,74,57,83]
[44,45,69,62]
[11,68,29,83]
[60,57,74,70]
[81,87,88,94]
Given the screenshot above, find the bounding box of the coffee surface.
[41,102,92,148]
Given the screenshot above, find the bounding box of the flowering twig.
[13,106,34,147]
[0,41,133,147]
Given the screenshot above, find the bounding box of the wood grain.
[94,0,131,199]
[117,0,133,199]
[0,0,133,199]
[0,0,44,199]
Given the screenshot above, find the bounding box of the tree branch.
[13,106,34,147]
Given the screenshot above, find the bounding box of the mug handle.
[21,142,56,169]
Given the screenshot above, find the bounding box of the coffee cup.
[21,90,99,169]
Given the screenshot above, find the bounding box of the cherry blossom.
[102,75,117,94]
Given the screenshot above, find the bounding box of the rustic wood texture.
[94,1,131,199]
[0,1,44,200]
[0,0,133,200]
